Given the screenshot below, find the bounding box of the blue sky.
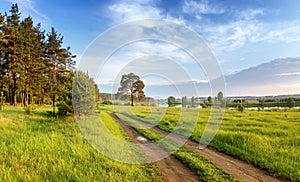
[1,0,300,97]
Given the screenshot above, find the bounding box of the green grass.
[117,105,300,181]
[116,113,237,182]
[0,106,162,181]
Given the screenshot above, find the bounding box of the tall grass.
[0,106,162,181]
[118,105,300,181]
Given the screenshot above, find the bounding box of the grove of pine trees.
[0,4,99,115]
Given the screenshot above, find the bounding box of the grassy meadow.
[0,106,162,181]
[119,105,300,181]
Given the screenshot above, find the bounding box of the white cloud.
[235,8,265,21]
[182,0,225,19]
[200,20,261,51]
[108,0,163,23]
[279,72,300,76]
[255,21,300,43]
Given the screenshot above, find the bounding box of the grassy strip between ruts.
[0,106,162,181]
[116,113,237,182]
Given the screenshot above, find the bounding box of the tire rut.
[110,113,199,182]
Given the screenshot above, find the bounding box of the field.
[1,105,299,181]
[0,106,162,181]
[120,106,300,181]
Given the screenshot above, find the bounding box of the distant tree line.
[226,98,300,109]
[0,4,100,116]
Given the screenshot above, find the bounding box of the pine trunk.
[13,77,17,106]
[52,95,56,116]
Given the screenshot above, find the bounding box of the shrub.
[200,102,208,108]
[101,100,113,105]
[58,102,73,116]
[25,105,36,115]
[237,104,244,112]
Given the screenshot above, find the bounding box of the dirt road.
[120,113,283,182]
[110,113,199,182]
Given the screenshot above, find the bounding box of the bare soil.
[110,113,199,182]
[120,113,284,182]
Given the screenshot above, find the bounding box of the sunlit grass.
[0,106,162,181]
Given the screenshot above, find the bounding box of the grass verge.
[0,106,162,181]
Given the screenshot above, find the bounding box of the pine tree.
[2,4,23,106]
[20,17,36,106]
[45,27,75,115]
[72,71,97,117]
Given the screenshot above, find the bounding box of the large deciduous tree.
[117,73,145,106]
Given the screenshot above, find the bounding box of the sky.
[1,0,300,97]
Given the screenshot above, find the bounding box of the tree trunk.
[8,85,12,105]
[13,77,17,106]
[52,95,56,116]
[25,74,29,107]
[39,96,44,106]
[131,94,134,107]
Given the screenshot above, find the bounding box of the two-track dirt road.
[116,112,283,182]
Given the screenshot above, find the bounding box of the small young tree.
[217,91,224,103]
[287,98,295,108]
[72,71,97,117]
[259,99,265,110]
[182,96,187,107]
[57,73,74,116]
[191,96,196,107]
[167,96,178,107]
[208,96,212,104]
[237,103,244,112]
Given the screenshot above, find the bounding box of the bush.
[58,102,73,116]
[200,102,208,108]
[101,100,113,105]
[237,104,244,112]
[25,105,36,115]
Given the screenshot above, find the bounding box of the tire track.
[110,113,199,182]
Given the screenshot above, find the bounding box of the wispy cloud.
[182,0,225,19]
[279,72,300,76]
[108,0,163,23]
[254,21,300,43]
